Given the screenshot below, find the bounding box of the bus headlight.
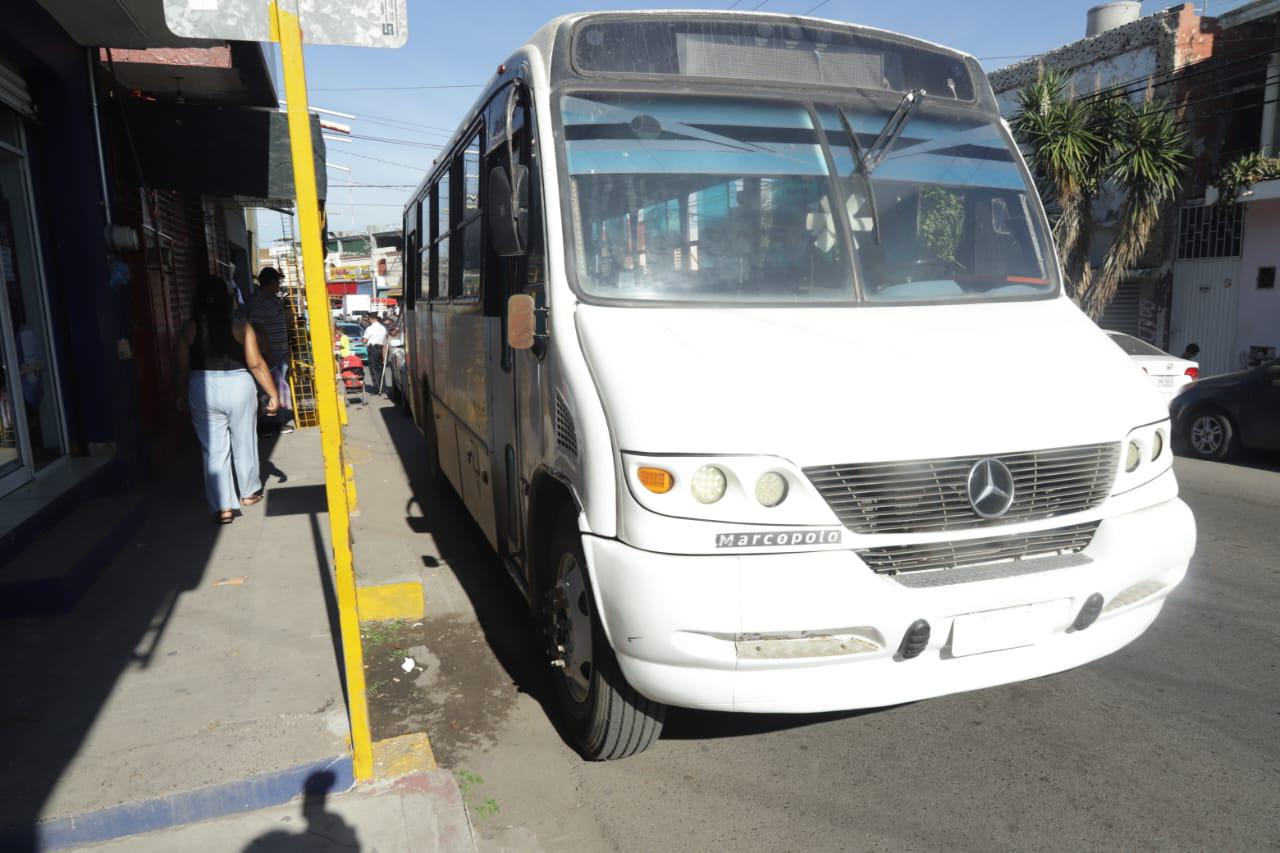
[691,465,728,504]
[755,472,788,507]
[1112,419,1173,496]
[1125,440,1142,473]
[622,453,834,525]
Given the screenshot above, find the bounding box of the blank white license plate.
[1154,375,1177,387]
[950,600,1070,657]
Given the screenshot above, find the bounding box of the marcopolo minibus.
[401,11,1196,759]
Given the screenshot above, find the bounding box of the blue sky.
[261,0,1251,244]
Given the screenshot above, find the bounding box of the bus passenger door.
[486,83,543,578]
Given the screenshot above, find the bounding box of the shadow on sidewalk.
[0,433,285,852]
[241,770,359,853]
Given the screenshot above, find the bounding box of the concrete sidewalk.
[0,422,472,851]
[67,771,471,852]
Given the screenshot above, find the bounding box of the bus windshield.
[821,106,1055,302]
[559,91,1057,304]
[563,92,850,302]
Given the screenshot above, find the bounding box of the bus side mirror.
[508,293,536,350]
[488,164,529,257]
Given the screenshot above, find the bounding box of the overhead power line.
[354,115,455,139]
[345,132,444,150]
[1076,45,1278,104]
[339,150,427,171]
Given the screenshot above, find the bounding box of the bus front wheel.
[544,510,665,760]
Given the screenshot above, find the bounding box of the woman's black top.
[189,310,246,372]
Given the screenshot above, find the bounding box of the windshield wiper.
[835,89,926,246]
[863,88,926,174]
[836,107,882,246]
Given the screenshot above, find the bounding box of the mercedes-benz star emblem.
[967,457,1016,519]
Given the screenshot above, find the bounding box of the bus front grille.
[857,522,1101,575]
[804,443,1119,535]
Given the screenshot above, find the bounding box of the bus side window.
[411,198,423,307]
[458,131,483,300]
[433,171,450,301]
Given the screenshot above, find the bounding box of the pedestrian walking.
[363,314,389,393]
[176,274,280,524]
[244,267,295,434]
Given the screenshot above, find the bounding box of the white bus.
[402,12,1196,759]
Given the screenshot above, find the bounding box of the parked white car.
[1105,331,1199,403]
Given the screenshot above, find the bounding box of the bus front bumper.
[581,498,1194,713]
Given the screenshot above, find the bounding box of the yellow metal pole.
[273,0,373,782]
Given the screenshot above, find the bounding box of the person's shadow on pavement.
[242,770,360,852]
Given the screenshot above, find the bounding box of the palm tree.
[1010,69,1188,320]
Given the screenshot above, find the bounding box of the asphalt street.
[379,396,1280,852]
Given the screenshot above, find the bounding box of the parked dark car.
[1169,360,1280,459]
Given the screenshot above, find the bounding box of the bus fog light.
[1125,440,1142,472]
[690,465,728,504]
[755,472,788,507]
[1150,430,1164,461]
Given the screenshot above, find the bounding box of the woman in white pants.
[176,275,280,524]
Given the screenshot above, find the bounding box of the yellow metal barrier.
[273,0,373,782]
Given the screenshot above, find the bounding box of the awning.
[112,99,327,203]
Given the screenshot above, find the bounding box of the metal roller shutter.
[1099,280,1141,336]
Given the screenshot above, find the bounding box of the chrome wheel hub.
[1190,415,1223,454]
[547,553,593,704]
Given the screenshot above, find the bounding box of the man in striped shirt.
[245,267,294,432]
[245,268,290,369]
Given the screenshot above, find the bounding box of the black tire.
[545,510,665,760]
[420,387,445,484]
[1186,409,1235,459]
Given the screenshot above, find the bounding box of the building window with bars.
[1176,202,1243,260]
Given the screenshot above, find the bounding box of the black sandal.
[215,510,234,524]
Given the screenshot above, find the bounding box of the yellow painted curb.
[372,732,437,780]
[357,582,424,622]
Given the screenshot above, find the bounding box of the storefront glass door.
[0,105,65,496]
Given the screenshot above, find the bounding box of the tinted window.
[463,136,481,216]
[437,236,450,298]
[461,219,481,299]
[1108,333,1168,357]
[424,242,435,298]
[437,172,450,236]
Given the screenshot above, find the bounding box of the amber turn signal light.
[636,467,674,494]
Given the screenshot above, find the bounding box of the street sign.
[163,0,408,48]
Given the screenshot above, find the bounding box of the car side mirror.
[488,164,529,257]
[508,293,536,350]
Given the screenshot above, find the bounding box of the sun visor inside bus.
[572,18,975,101]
